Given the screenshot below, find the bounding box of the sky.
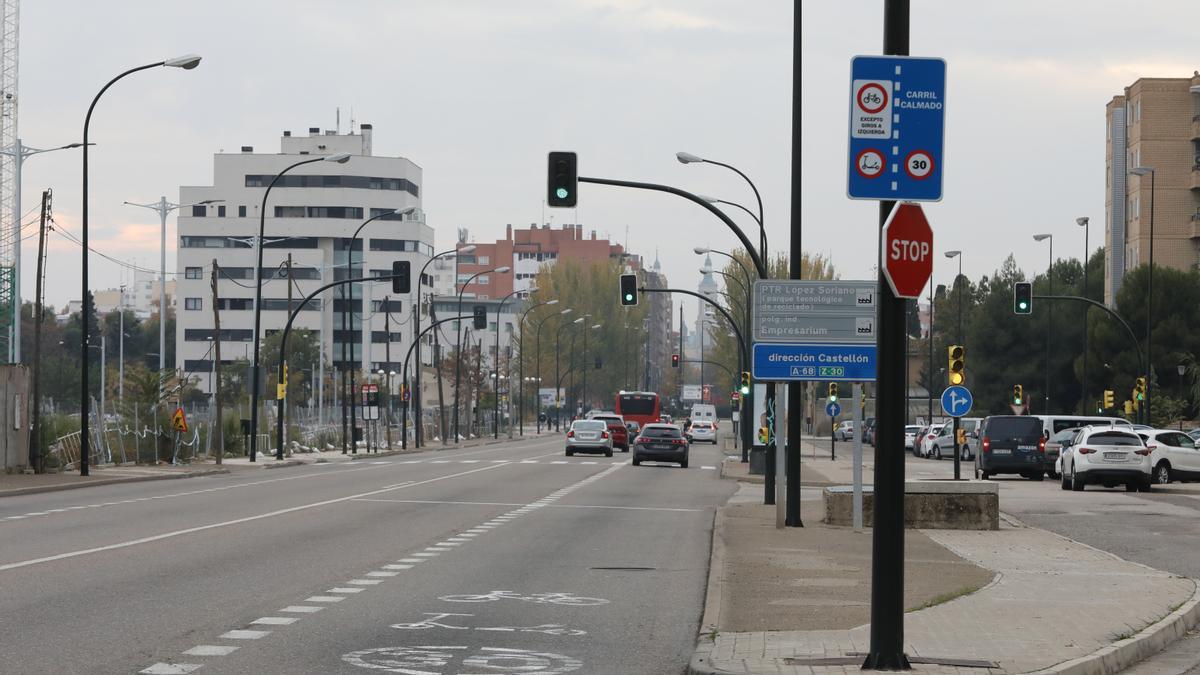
[13,0,1200,323]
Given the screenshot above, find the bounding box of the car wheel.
[1125,482,1138,492]
[680,458,689,469]
[566,449,574,457]
[632,457,641,466]
[1071,467,1085,491]
[1061,470,1071,490]
[1030,472,1044,482]
[934,446,942,460]
[605,449,613,458]
[1154,462,1172,485]
[980,470,990,480]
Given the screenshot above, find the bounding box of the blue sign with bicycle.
[826,402,842,418]
[940,385,973,418]
[847,55,946,201]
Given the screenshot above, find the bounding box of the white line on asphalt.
[347,579,383,585]
[701,466,716,470]
[328,588,364,593]
[220,629,271,639]
[280,606,322,613]
[396,558,425,563]
[0,462,509,572]
[183,645,239,656]
[366,571,399,577]
[383,564,414,570]
[141,663,203,674]
[305,596,345,603]
[251,616,299,625]
[352,498,702,512]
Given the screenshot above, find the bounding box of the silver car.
[566,420,613,457]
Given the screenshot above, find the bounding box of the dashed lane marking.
[141,663,203,674]
[219,630,271,640]
[183,645,239,656]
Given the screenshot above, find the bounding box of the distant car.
[690,404,717,426]
[861,417,876,444]
[930,419,980,461]
[1061,426,1151,491]
[975,415,1046,480]
[1046,427,1083,478]
[1187,428,1200,444]
[565,420,613,458]
[625,421,641,437]
[589,413,629,452]
[834,421,855,442]
[659,414,673,424]
[903,425,921,450]
[632,423,690,468]
[917,423,946,458]
[1141,429,1200,485]
[688,420,717,444]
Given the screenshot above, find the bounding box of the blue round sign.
[826,402,842,417]
[940,385,973,418]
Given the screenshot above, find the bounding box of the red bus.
[615,391,661,428]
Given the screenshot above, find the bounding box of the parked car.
[834,421,855,442]
[1140,429,1200,484]
[589,413,629,452]
[975,415,1047,480]
[1035,415,1131,476]
[917,423,946,458]
[861,417,876,442]
[1061,426,1151,491]
[688,420,717,444]
[1046,427,1083,478]
[659,414,673,424]
[928,418,981,461]
[565,420,614,457]
[632,423,690,468]
[903,425,922,450]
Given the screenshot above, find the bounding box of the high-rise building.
[1105,72,1200,306]
[642,254,672,394]
[175,125,434,394]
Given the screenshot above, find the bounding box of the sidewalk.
[0,432,551,499]
[690,452,1200,674]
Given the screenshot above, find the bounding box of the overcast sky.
[15,1,1199,322]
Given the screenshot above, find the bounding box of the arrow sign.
[940,385,973,418]
[882,202,934,299]
[826,402,842,418]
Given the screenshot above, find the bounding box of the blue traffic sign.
[940,385,973,418]
[847,55,946,202]
[752,343,877,382]
[826,402,842,418]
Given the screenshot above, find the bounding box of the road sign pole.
[953,416,961,479]
[852,382,864,530]
[831,411,836,460]
[863,0,912,669]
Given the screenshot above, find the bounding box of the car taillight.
[1038,438,1046,453]
[675,438,687,445]
[1134,448,1151,456]
[1077,447,1095,455]
[982,437,990,453]
[601,431,609,439]
[567,430,574,438]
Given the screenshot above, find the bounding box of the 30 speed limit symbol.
[904,151,934,180]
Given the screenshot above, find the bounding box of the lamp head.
[573,317,584,324]
[324,153,351,163]
[944,250,961,259]
[1131,166,1154,176]
[1076,217,1089,226]
[560,308,573,315]
[495,266,511,273]
[164,54,202,69]
[458,245,477,254]
[676,151,704,164]
[693,246,709,255]
[591,324,602,329]
[696,194,719,203]
[545,299,559,306]
[1033,234,1052,242]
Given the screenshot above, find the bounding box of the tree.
[259,328,322,406]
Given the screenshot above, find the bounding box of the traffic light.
[947,345,965,385]
[1124,400,1134,416]
[1103,389,1114,410]
[671,354,680,368]
[1013,384,1024,406]
[740,371,750,395]
[828,382,838,402]
[392,260,411,294]
[1014,281,1032,314]
[1134,376,1147,402]
[547,151,578,207]
[619,273,638,306]
[473,305,487,330]
[282,363,288,387]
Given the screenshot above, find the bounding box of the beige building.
[1104,73,1200,306]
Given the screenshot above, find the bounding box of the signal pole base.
[862,653,912,670]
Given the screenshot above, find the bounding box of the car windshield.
[1050,428,1079,443]
[985,417,1043,438]
[593,416,621,425]
[641,426,682,438]
[571,421,606,431]
[1087,431,1143,447]
[905,426,920,433]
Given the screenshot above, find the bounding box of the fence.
[50,421,208,469]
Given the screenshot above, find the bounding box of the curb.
[0,468,231,498]
[1024,579,1200,675]
[689,507,733,675]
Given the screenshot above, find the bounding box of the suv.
[1062,426,1151,491]
[589,414,629,452]
[975,415,1047,480]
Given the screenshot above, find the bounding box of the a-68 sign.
[882,202,933,299]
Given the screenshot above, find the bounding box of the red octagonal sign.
[882,202,933,299]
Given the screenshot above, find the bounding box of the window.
[217,205,226,217]
[369,238,419,252]
[457,254,477,265]
[372,299,404,313]
[184,297,202,310]
[238,205,247,217]
[185,267,203,279]
[244,174,420,197]
[273,206,306,218]
[191,205,206,217]
[477,275,489,285]
[478,256,489,265]
[457,273,472,284]
[181,236,251,249]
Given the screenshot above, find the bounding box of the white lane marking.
[431,460,451,464]
[581,461,597,465]
[425,546,452,551]
[551,461,568,465]
[397,558,425,563]
[280,605,322,613]
[252,616,299,625]
[366,571,399,577]
[24,512,49,516]
[0,462,510,572]
[437,542,461,547]
[383,564,413,570]
[701,465,716,470]
[220,629,272,639]
[413,552,439,557]
[520,460,538,464]
[5,516,25,520]
[354,498,702,512]
[141,663,203,674]
[370,461,391,465]
[460,460,480,464]
[328,587,364,593]
[183,645,240,656]
[489,459,508,463]
[306,596,346,603]
[445,537,470,542]
[348,579,384,585]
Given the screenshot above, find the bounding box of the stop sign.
[882,202,934,298]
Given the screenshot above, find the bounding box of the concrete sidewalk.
[690,458,1200,674]
[1,432,553,499]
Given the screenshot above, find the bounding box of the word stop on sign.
[890,238,930,262]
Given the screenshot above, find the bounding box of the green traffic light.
[740,386,750,395]
[624,293,633,301]
[1018,301,1028,310]
[556,187,569,199]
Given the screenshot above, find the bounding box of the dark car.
[632,423,689,468]
[590,414,629,452]
[861,417,876,443]
[975,415,1047,480]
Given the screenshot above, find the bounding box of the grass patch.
[906,584,984,613]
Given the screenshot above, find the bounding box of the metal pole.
[159,198,167,379]
[1081,218,1089,410]
[852,383,863,530]
[118,285,125,402]
[1046,236,1052,415]
[1146,171,1155,424]
[10,140,20,363]
[863,0,912,667]
[784,0,804,525]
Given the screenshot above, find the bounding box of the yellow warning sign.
[171,407,189,433]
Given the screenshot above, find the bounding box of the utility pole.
[29,189,50,472]
[210,259,223,464]
[340,264,348,453]
[432,304,447,444]
[383,294,392,449]
[284,252,293,456]
[118,285,125,403]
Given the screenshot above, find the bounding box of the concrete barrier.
[823,479,999,530]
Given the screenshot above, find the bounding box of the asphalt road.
[0,433,735,675]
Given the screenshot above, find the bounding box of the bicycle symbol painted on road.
[391,613,587,637]
[342,645,584,674]
[437,590,609,606]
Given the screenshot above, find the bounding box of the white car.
[834,421,855,441]
[903,425,921,450]
[918,423,945,458]
[1140,429,1200,485]
[688,420,717,444]
[1061,426,1152,492]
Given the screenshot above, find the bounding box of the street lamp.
[944,251,963,344]
[1132,165,1156,423]
[517,297,557,436]
[412,244,475,447]
[534,307,571,433]
[248,151,352,463]
[80,53,202,477]
[494,286,533,438]
[581,323,602,415]
[1077,216,1091,406]
[1033,233,1053,414]
[454,265,511,441]
[555,317,584,431]
[677,152,766,260]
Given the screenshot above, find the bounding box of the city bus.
[615,391,661,428]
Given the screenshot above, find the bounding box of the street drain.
[590,566,656,571]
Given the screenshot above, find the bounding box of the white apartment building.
[175,124,435,393]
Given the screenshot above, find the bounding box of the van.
[975,415,1048,480]
[690,404,717,426]
[1034,415,1130,475]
